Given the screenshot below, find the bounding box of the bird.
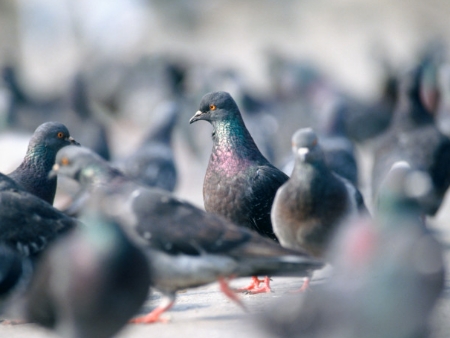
[0,173,78,260]
[51,145,324,324]
[22,212,151,338]
[7,121,79,205]
[189,91,290,293]
[2,66,111,160]
[273,128,367,256]
[189,91,288,240]
[371,63,450,215]
[65,73,111,160]
[272,128,367,289]
[259,161,445,338]
[282,106,359,185]
[115,101,179,191]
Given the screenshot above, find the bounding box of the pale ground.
[0,272,450,338]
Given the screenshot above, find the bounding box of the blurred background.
[0,0,450,212]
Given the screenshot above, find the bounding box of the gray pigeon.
[0,173,78,259]
[51,145,324,324]
[272,128,367,258]
[116,101,179,192]
[7,121,79,205]
[23,212,151,338]
[281,106,359,186]
[371,65,450,215]
[260,161,445,338]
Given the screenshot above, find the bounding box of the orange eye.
[57,132,65,139]
[61,157,70,166]
[209,104,216,111]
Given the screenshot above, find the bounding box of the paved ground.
[1,270,450,338]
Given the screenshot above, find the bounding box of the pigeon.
[189,91,288,241]
[51,145,324,324]
[66,73,111,160]
[371,64,450,215]
[260,161,445,338]
[23,212,151,338]
[116,101,179,191]
[272,128,367,290]
[2,66,111,160]
[7,121,79,205]
[190,91,291,293]
[282,105,358,185]
[0,173,78,259]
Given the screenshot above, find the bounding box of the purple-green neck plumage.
[209,115,268,175]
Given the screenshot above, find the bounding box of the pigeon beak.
[189,111,205,124]
[297,147,309,161]
[48,163,60,178]
[68,136,80,146]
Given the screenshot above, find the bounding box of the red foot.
[130,300,174,324]
[236,276,265,292]
[218,277,248,312]
[247,276,272,294]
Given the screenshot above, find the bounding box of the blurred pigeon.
[260,161,444,338]
[52,145,324,324]
[436,63,450,135]
[338,68,398,143]
[371,64,450,215]
[66,74,111,160]
[189,91,288,241]
[1,65,61,128]
[7,121,79,205]
[0,173,78,259]
[23,212,151,338]
[116,101,179,191]
[2,66,111,160]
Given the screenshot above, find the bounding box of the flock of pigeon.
[0,46,449,338]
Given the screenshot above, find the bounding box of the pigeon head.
[51,146,115,187]
[27,122,80,156]
[291,128,324,163]
[376,161,431,223]
[189,91,241,125]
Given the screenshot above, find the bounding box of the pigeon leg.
[288,277,310,293]
[236,276,265,292]
[218,277,248,312]
[130,296,174,324]
[248,276,272,294]
[298,277,310,292]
